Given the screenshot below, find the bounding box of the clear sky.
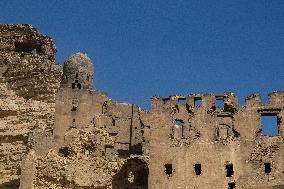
[1,0,284,110]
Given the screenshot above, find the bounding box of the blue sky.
[1,0,284,110]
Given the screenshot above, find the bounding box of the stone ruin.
[0,24,283,189]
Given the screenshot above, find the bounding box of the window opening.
[71,105,77,111]
[164,164,173,176]
[194,164,202,175]
[216,96,224,108]
[174,119,184,128]
[178,98,187,105]
[174,119,184,137]
[228,182,236,189]
[264,163,271,174]
[58,147,69,157]
[226,163,234,177]
[77,83,82,89]
[194,97,202,107]
[261,114,279,136]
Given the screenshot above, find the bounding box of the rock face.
[0,24,284,189]
[0,24,61,187]
[0,24,61,102]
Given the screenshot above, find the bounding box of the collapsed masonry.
[0,24,283,189]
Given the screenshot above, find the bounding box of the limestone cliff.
[0,24,62,186]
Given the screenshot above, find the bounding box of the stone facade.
[0,24,283,189]
[148,93,284,189]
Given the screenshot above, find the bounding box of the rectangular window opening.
[71,106,77,111]
[178,98,187,105]
[194,164,202,175]
[162,97,170,105]
[174,119,184,127]
[226,164,234,177]
[174,119,184,138]
[261,114,279,136]
[58,147,69,157]
[164,164,173,176]
[194,97,202,107]
[228,182,236,189]
[264,163,271,174]
[216,97,224,109]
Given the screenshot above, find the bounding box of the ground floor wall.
[149,141,284,189]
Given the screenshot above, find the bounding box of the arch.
[112,158,148,189]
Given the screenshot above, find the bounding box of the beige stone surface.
[149,94,284,189]
[0,24,61,188]
[0,24,283,189]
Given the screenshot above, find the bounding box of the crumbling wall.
[1,24,283,189]
[20,52,149,189]
[149,92,284,189]
[21,126,124,189]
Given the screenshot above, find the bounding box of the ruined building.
[0,24,283,189]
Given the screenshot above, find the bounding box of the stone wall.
[149,93,284,189]
[20,52,148,189]
[0,24,283,189]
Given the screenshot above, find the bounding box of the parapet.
[151,92,238,112]
[152,91,284,112]
[245,91,284,108]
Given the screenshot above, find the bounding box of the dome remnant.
[61,52,94,89]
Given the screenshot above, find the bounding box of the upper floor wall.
[150,92,284,144]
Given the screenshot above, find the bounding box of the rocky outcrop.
[21,126,125,189]
[0,24,61,186]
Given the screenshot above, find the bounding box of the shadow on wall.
[272,185,284,189]
[0,179,19,189]
[112,158,148,189]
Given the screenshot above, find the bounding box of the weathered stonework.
[0,24,283,189]
[148,93,284,189]
[0,24,61,188]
